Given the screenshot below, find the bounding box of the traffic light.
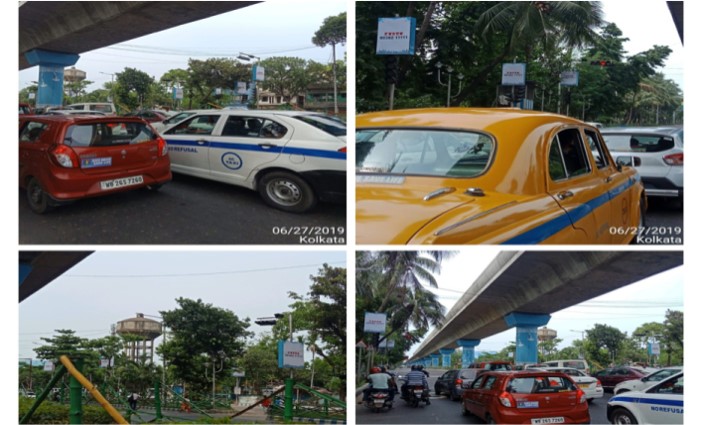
[514,85,526,102]
[385,56,399,85]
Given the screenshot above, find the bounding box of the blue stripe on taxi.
[166,139,346,160]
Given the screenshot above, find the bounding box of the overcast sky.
[18,0,347,92]
[18,251,347,360]
[408,249,684,357]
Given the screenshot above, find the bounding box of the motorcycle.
[406,384,430,408]
[365,390,393,412]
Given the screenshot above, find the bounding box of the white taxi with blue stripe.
[607,371,683,424]
[163,110,346,212]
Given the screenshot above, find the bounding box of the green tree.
[158,298,252,392]
[313,12,346,114]
[586,324,625,365]
[239,335,282,392]
[187,58,250,108]
[115,67,154,111]
[259,57,310,103]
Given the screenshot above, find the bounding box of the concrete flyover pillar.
[457,339,481,367]
[25,49,80,109]
[430,354,440,368]
[504,312,551,365]
[439,348,454,368]
[423,357,431,368]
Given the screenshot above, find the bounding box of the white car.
[162,110,346,212]
[613,367,682,395]
[535,367,603,402]
[607,371,683,424]
[150,110,209,134]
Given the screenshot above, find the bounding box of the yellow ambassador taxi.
[356,108,645,244]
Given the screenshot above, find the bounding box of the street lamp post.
[571,329,587,362]
[436,62,464,107]
[100,72,115,102]
[205,351,226,406]
[238,52,261,107]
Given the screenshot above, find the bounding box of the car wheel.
[258,171,317,213]
[26,177,52,214]
[610,407,638,424]
[485,414,497,424]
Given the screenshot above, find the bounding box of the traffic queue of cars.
[19,106,347,214]
[428,361,683,424]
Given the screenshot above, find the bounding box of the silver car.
[600,127,683,203]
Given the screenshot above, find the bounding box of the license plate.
[578,383,589,389]
[531,417,565,424]
[100,175,144,190]
[374,400,384,406]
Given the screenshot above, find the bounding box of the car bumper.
[300,170,346,203]
[642,176,683,198]
[40,161,172,202]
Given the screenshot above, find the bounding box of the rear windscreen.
[602,134,676,153]
[507,376,576,394]
[64,122,156,147]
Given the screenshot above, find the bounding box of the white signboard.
[501,63,526,86]
[560,71,579,86]
[364,312,387,333]
[253,65,265,82]
[376,17,416,55]
[278,340,305,369]
[236,82,247,95]
[379,339,395,349]
[29,93,35,100]
[648,342,661,356]
[173,87,184,100]
[43,361,55,372]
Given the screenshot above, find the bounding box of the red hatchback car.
[592,366,647,391]
[461,370,590,424]
[19,115,171,213]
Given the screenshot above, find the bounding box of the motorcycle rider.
[363,366,393,403]
[402,365,430,405]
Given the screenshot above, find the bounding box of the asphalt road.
[357,368,612,424]
[640,197,684,244]
[18,173,347,245]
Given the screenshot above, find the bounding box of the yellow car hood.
[356,177,531,244]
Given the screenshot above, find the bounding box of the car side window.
[20,122,48,143]
[471,376,485,389]
[585,129,609,169]
[651,376,683,395]
[166,115,220,135]
[549,129,592,181]
[260,120,288,139]
[482,376,497,390]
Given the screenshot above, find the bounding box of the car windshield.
[64,122,156,147]
[356,129,494,177]
[293,115,346,137]
[601,133,676,153]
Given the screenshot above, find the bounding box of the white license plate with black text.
[100,175,144,190]
[531,417,565,424]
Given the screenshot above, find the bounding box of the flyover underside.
[19,251,93,302]
[19,1,261,70]
[411,251,682,360]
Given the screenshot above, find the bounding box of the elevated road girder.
[411,251,683,361]
[19,1,261,70]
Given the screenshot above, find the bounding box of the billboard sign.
[278,340,305,369]
[253,65,265,82]
[560,71,579,86]
[501,63,526,86]
[376,17,416,55]
[364,312,387,333]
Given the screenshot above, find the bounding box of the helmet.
[410,365,418,371]
[370,366,381,374]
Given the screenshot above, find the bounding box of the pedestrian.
[128,392,139,410]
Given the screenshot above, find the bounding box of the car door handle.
[557,191,574,200]
[605,176,613,183]
[195,139,208,145]
[258,143,278,149]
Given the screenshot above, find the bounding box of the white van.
[66,102,117,115]
[542,359,590,373]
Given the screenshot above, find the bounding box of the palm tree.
[456,1,604,104]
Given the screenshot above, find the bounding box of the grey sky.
[411,249,684,357]
[18,0,347,92]
[18,251,347,360]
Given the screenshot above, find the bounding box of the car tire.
[485,414,497,424]
[610,407,638,424]
[26,177,52,214]
[258,171,317,213]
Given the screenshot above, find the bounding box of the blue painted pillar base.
[423,357,431,368]
[430,354,440,368]
[439,348,454,368]
[25,49,80,109]
[504,312,551,365]
[457,339,481,368]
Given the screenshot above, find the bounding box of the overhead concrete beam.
[411,251,682,360]
[20,251,93,302]
[19,1,261,69]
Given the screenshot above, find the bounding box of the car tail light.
[338,147,346,153]
[455,378,463,387]
[596,380,602,388]
[663,153,683,165]
[575,388,586,404]
[156,136,168,157]
[498,391,515,407]
[51,145,79,168]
